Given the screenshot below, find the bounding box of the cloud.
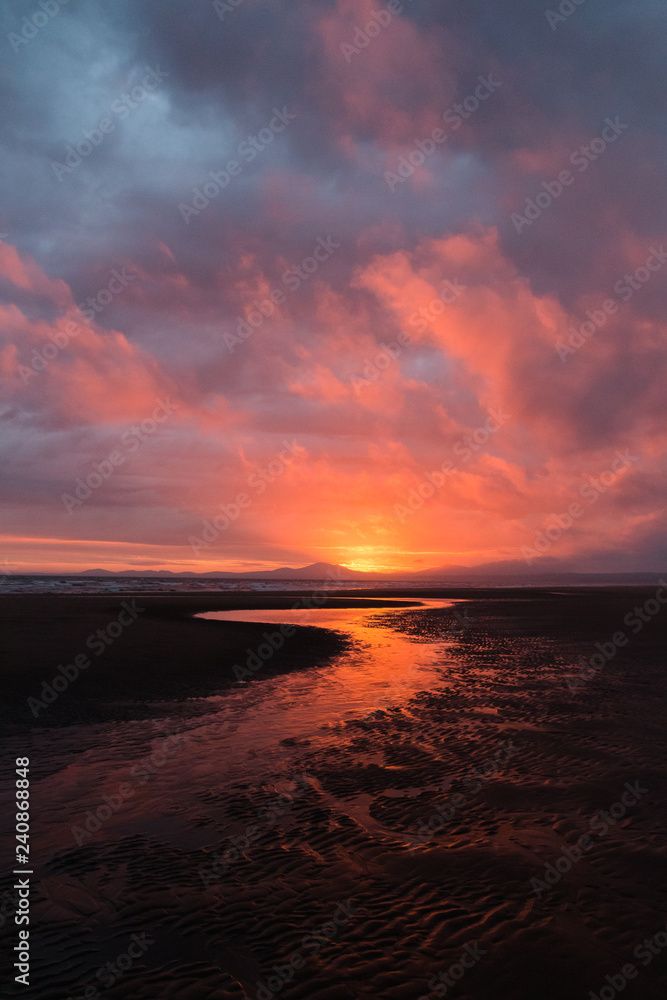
[1,0,665,571]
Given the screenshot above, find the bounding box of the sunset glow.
[1,1,665,576]
[4,6,667,998]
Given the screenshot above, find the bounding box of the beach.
[5,0,665,995]
[1,587,666,999]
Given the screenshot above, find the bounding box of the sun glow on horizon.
[342,561,396,574]
[337,547,427,575]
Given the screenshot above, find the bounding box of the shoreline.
[2,586,663,727]
[1,591,430,727]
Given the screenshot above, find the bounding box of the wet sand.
[0,593,422,725]
[1,588,666,999]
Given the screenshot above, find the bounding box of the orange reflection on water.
[196,599,460,759]
[21,599,465,860]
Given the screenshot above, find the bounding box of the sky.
[0,0,666,575]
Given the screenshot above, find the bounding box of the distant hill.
[74,561,665,585]
[80,562,370,580]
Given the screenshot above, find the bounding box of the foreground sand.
[1,588,666,999]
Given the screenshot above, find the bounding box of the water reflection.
[196,599,460,756]
[25,599,465,860]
